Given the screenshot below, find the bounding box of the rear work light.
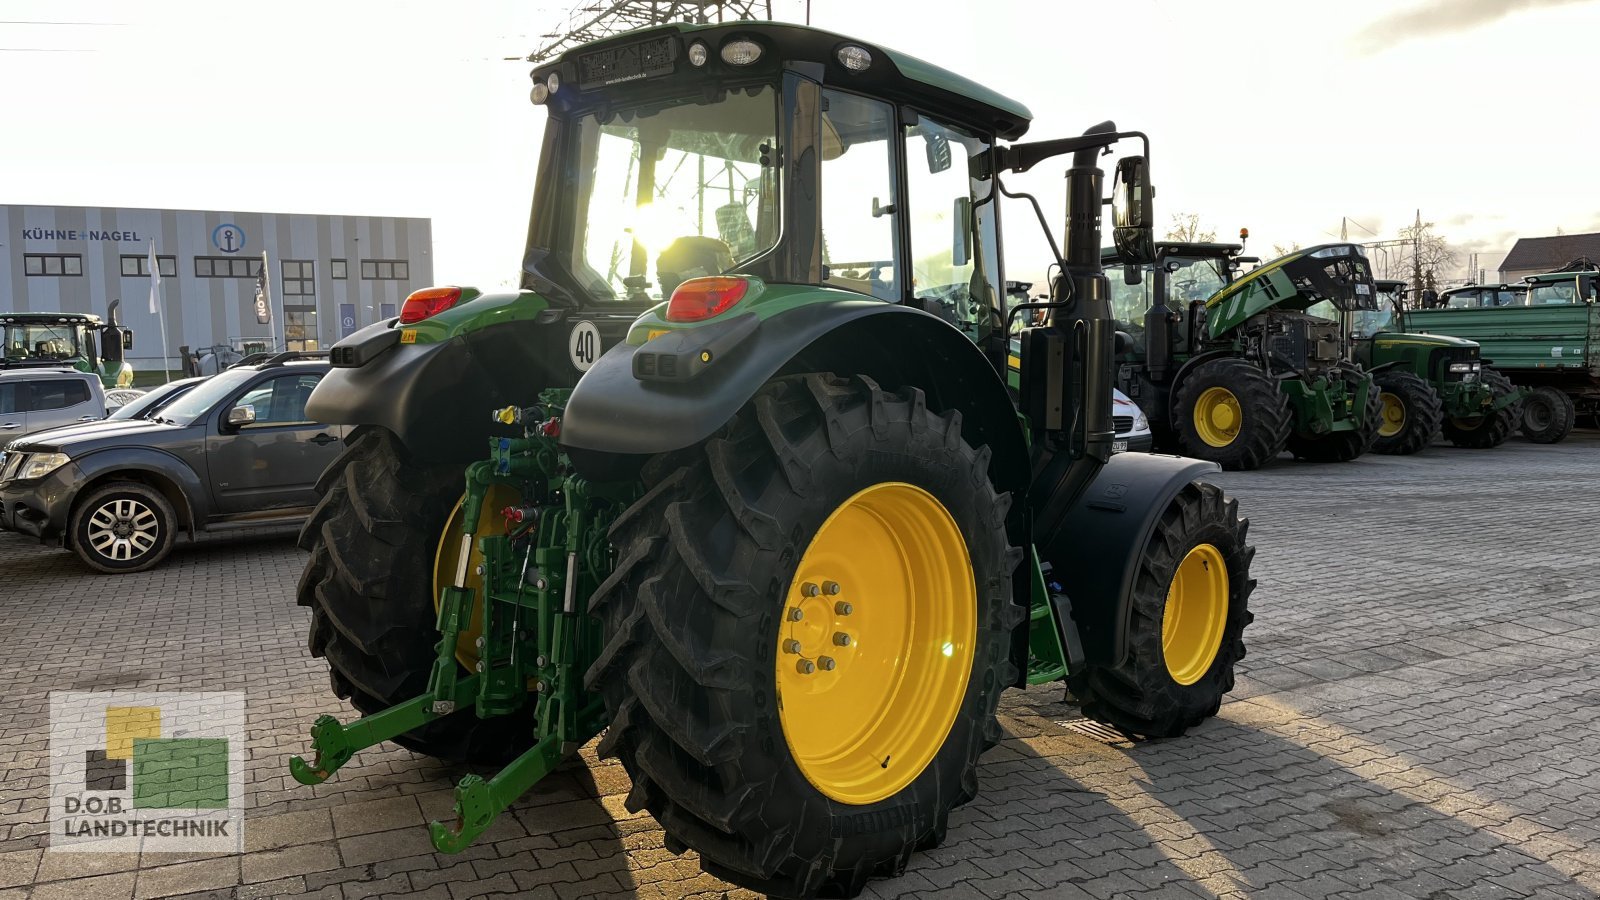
[399,287,463,324]
[666,276,749,323]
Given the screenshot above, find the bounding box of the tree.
[1271,240,1301,259]
[1165,213,1217,243]
[1396,216,1456,294]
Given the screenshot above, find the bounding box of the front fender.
[66,447,207,534]
[560,301,1029,500]
[1035,451,1219,670]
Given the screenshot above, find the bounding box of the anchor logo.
[212,223,246,254]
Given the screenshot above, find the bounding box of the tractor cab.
[521,22,1032,363]
[0,308,133,387]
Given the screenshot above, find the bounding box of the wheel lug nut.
[796,659,816,675]
[787,607,805,622]
[818,656,836,671]
[783,639,803,654]
[833,632,852,647]
[802,582,820,597]
[823,581,841,595]
[834,601,853,616]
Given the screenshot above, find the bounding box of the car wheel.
[70,482,177,573]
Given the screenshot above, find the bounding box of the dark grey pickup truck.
[0,354,343,572]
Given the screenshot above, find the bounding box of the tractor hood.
[1370,331,1477,350]
[1204,244,1375,339]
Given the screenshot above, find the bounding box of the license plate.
[1113,440,1128,452]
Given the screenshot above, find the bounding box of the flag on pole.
[254,257,272,325]
[147,241,162,314]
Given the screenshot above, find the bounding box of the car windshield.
[152,369,257,425]
[3,323,84,361]
[564,84,780,304]
[107,382,193,420]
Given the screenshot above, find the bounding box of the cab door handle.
[0,423,19,430]
[309,433,338,446]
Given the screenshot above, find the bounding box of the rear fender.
[1034,451,1219,671]
[560,301,1029,500]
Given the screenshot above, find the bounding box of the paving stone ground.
[3,431,1599,899]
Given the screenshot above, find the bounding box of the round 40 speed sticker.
[568,320,601,372]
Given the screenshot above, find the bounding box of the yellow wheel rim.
[433,485,522,670]
[1193,387,1242,448]
[1161,543,1229,686]
[1378,392,1406,437]
[776,482,975,805]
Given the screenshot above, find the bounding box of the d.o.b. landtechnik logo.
[49,692,244,853]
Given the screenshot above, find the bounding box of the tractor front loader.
[1108,239,1381,469]
[291,23,1256,899]
[1351,279,1521,453]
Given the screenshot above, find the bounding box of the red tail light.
[399,287,463,324]
[666,276,749,323]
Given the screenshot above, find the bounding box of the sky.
[2,0,1598,290]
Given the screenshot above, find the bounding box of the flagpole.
[149,240,171,384]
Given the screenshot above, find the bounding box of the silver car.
[0,369,106,443]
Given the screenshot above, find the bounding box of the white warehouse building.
[1,204,433,374]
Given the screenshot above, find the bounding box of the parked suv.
[0,369,106,442]
[0,355,341,572]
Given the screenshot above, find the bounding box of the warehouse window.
[23,254,83,277]
[284,308,320,352]
[359,259,410,280]
[195,256,260,278]
[331,259,348,280]
[120,255,178,278]
[281,260,315,296]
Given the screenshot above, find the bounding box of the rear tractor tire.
[588,374,1022,899]
[1520,386,1575,444]
[1173,358,1292,471]
[1287,368,1382,463]
[1067,482,1253,738]
[1442,368,1518,449]
[296,427,534,764]
[1370,370,1443,456]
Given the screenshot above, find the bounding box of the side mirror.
[122,330,133,350]
[227,405,257,427]
[1112,156,1155,266]
[1123,264,1142,285]
[923,131,951,173]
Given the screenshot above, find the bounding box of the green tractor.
[1351,279,1521,453]
[290,23,1256,898]
[1106,238,1380,469]
[0,300,134,388]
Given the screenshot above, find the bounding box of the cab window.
[818,90,899,299]
[29,379,91,411]
[1108,272,1151,332]
[902,115,1000,339]
[1528,280,1579,305]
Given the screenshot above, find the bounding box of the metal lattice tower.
[528,1,774,63]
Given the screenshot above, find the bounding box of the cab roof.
[1,312,104,325]
[536,21,1034,140]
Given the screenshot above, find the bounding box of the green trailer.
[0,300,134,388]
[287,22,1259,899]
[1349,280,1522,453]
[1404,267,1598,443]
[1105,240,1379,470]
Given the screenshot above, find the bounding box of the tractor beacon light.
[399,287,464,324]
[666,276,749,322]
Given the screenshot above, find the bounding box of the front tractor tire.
[296,427,533,763]
[1371,370,1443,456]
[1442,368,1518,449]
[1173,358,1292,471]
[1520,386,1575,444]
[588,374,1022,899]
[1067,482,1253,738]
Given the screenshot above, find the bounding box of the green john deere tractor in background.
[1406,262,1597,444]
[0,300,134,389]
[1107,238,1380,470]
[1351,279,1521,453]
[289,22,1257,899]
